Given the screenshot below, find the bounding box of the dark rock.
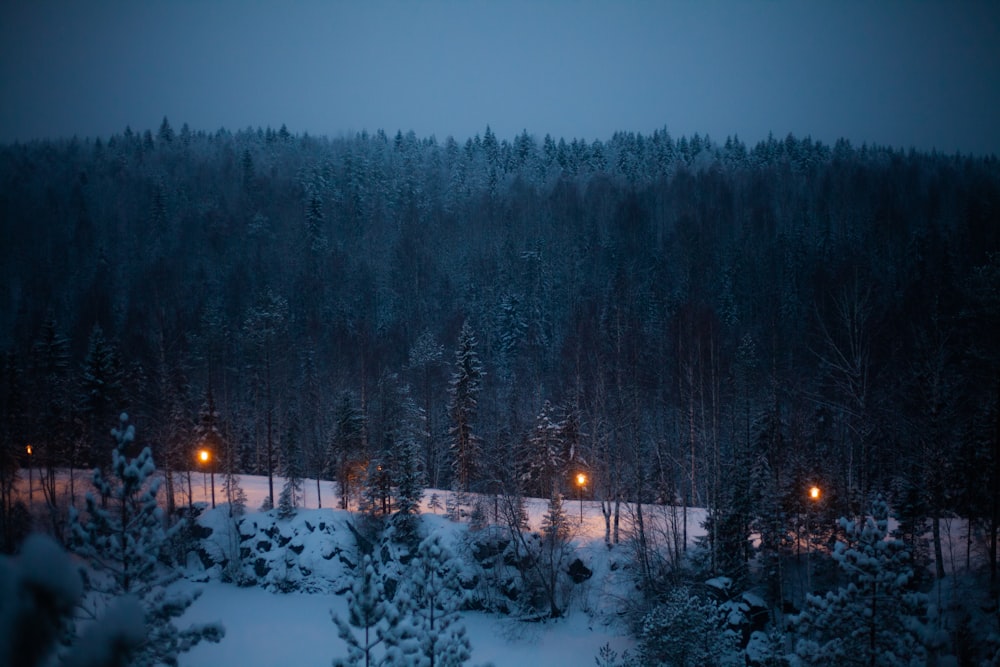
[567,558,593,583]
[254,558,270,578]
[256,540,272,553]
[289,542,304,555]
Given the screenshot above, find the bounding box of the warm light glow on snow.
[809,485,821,500]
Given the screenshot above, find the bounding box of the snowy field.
[177,582,634,667]
[169,471,688,667]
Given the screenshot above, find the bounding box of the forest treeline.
[1,120,998,591]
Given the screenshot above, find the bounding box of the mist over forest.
[1,120,999,664]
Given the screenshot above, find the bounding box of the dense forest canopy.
[1,121,999,586]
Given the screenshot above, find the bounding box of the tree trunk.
[932,514,945,580]
[990,375,1000,594]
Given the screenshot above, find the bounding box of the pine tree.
[448,321,483,493]
[537,490,571,618]
[303,183,327,253]
[29,316,72,508]
[385,534,472,667]
[69,413,224,665]
[79,324,124,468]
[157,116,174,144]
[329,392,366,510]
[332,555,394,667]
[278,423,304,519]
[791,495,928,666]
[521,400,564,498]
[393,383,425,539]
[242,287,288,510]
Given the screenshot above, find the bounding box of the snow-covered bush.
[635,585,737,667]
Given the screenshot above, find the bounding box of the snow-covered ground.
[176,581,634,667]
[166,471,702,667]
[13,468,987,666]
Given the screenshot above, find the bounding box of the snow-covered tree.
[791,495,928,666]
[537,490,572,618]
[78,325,124,468]
[278,423,304,519]
[448,321,483,493]
[242,287,289,510]
[393,382,425,539]
[329,392,367,510]
[520,400,565,498]
[332,554,394,667]
[69,413,224,665]
[386,534,472,667]
[0,533,147,667]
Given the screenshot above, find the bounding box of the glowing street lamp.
[197,448,215,508]
[805,483,822,590]
[576,472,587,524]
[25,445,33,503]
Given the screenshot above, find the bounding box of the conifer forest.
[1,121,999,665]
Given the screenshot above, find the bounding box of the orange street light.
[809,485,821,501]
[576,472,587,523]
[26,445,33,502]
[197,448,215,508]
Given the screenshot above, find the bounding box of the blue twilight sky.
[1,0,998,154]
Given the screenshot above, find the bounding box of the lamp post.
[576,472,586,524]
[806,483,821,590]
[198,448,215,508]
[25,445,33,503]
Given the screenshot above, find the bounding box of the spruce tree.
[537,490,571,618]
[387,534,472,667]
[521,400,564,498]
[69,413,224,665]
[329,393,366,510]
[29,317,72,507]
[393,382,426,539]
[791,495,928,666]
[79,325,124,468]
[448,321,483,493]
[278,422,304,519]
[332,555,394,667]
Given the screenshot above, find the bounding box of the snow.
[165,471,704,667]
[175,581,633,667]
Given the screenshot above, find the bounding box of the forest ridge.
[1,121,999,592]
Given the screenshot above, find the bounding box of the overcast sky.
[1,0,998,154]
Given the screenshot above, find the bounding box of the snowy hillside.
[171,472,707,667]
